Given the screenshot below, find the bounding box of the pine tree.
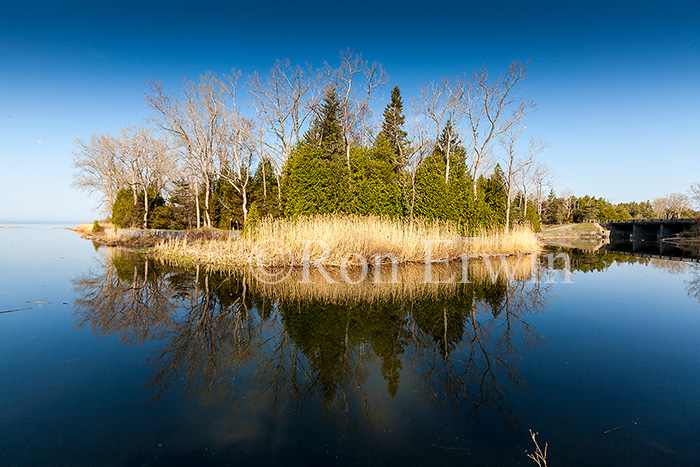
[380,85,408,170]
[303,87,345,160]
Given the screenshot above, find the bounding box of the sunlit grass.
[71,221,119,240]
[152,215,541,269]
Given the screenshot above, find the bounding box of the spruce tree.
[380,85,408,170]
[303,87,345,161]
[435,120,467,172]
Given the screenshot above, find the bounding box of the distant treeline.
[542,192,699,223]
[72,53,552,232]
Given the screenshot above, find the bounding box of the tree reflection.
[73,249,175,343]
[407,277,547,429]
[73,251,550,428]
[686,265,700,303]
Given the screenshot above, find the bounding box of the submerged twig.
[604,420,638,435]
[526,430,548,466]
[0,307,32,314]
[431,443,472,452]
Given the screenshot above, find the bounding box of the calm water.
[2,227,700,466]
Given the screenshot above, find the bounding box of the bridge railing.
[601,218,697,224]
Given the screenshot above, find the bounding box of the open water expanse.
[1,225,700,466]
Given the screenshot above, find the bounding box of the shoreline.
[71,217,543,268]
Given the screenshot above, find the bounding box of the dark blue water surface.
[1,226,700,466]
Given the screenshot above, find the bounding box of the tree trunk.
[505,190,512,234]
[242,184,248,223]
[143,186,149,229]
[445,136,452,183]
[204,178,211,228]
[195,179,201,229]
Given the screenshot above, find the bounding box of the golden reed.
[152,215,542,269]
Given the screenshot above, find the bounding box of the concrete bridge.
[600,219,697,240]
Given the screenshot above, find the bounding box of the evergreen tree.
[251,158,283,218]
[111,187,165,228]
[303,87,345,160]
[349,142,405,217]
[284,145,350,217]
[380,85,408,170]
[211,176,244,229]
[435,120,467,174]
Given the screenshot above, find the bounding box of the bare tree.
[531,162,553,221]
[401,113,432,224]
[668,193,693,219]
[115,126,172,228]
[218,114,257,223]
[416,76,467,182]
[248,59,317,198]
[689,183,700,209]
[145,71,239,228]
[499,125,548,232]
[653,193,692,219]
[72,133,126,214]
[324,49,388,171]
[560,188,576,223]
[72,127,172,226]
[464,60,535,195]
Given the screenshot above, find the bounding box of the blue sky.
[1,0,699,221]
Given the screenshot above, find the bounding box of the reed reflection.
[73,249,551,427]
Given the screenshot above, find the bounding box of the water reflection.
[73,249,551,428]
[545,245,700,303]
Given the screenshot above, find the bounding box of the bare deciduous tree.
[500,125,548,232]
[416,76,467,182]
[324,49,388,170]
[401,114,432,224]
[72,127,172,227]
[465,60,535,195]
[689,183,700,208]
[248,59,317,190]
[145,71,240,228]
[72,133,125,214]
[115,126,172,228]
[653,193,692,219]
[530,162,553,221]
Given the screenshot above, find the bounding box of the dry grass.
[71,221,119,240]
[152,215,541,269]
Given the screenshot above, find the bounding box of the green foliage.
[412,125,474,227]
[112,188,137,228]
[92,220,101,233]
[349,142,405,217]
[150,206,174,229]
[111,187,165,229]
[243,201,261,237]
[303,87,345,160]
[478,166,507,229]
[380,85,408,171]
[212,176,244,229]
[251,158,283,218]
[167,180,198,229]
[435,120,467,170]
[284,144,350,217]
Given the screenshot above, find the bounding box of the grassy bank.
[151,215,541,269]
[70,222,159,248]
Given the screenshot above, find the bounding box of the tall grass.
[71,222,119,240]
[152,215,541,269]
